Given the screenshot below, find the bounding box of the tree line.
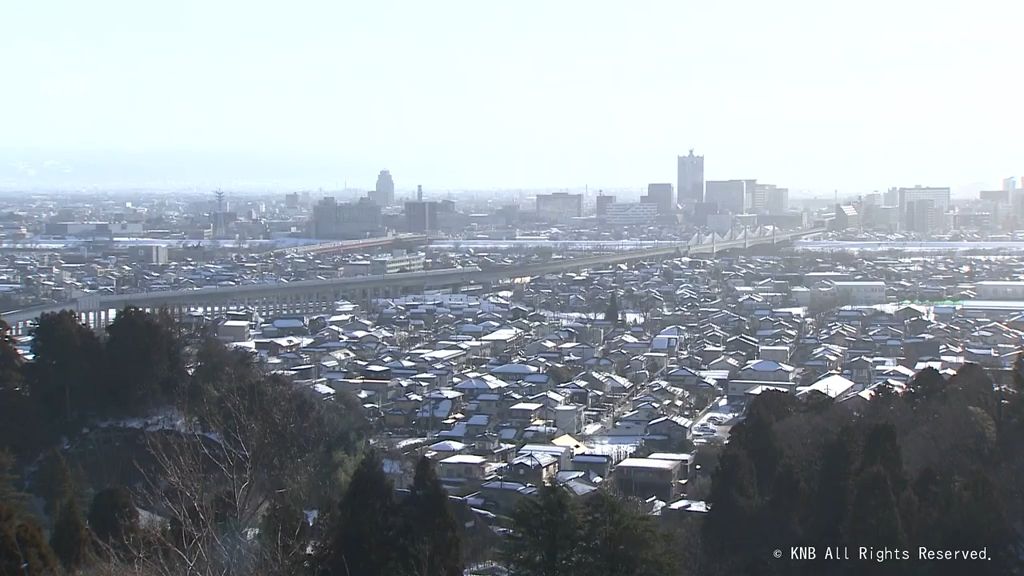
[702,363,1024,575]
[0,309,370,575]
[3,309,1024,575]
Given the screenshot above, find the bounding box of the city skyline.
[2,1,1022,193]
[1,3,1022,572]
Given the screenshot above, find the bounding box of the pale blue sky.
[1,0,1021,194]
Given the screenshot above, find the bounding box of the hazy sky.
[1,0,1022,194]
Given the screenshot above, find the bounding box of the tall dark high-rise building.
[370,170,395,206]
[677,150,704,205]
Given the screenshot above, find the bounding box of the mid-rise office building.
[896,186,949,233]
[979,189,1012,228]
[643,183,675,215]
[706,179,756,214]
[595,194,616,217]
[896,186,949,215]
[370,250,425,275]
[602,202,659,226]
[677,150,704,205]
[405,201,438,232]
[861,204,899,232]
[310,196,383,239]
[536,192,582,224]
[755,184,789,214]
[884,187,899,206]
[403,183,440,230]
[905,199,943,234]
[406,187,439,233]
[833,204,860,231]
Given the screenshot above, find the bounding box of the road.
[2,227,825,328]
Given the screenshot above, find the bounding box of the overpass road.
[263,233,429,257]
[2,227,824,334]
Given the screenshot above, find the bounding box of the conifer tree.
[604,292,620,325]
[35,448,74,521]
[104,306,185,412]
[401,456,463,576]
[908,366,944,405]
[859,422,905,493]
[811,434,854,546]
[28,310,104,427]
[505,483,579,576]
[704,447,760,557]
[0,449,29,517]
[576,490,677,576]
[50,498,93,571]
[319,450,400,576]
[846,466,906,550]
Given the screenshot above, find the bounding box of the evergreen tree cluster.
[0,310,372,575]
[318,453,464,576]
[504,483,679,576]
[702,361,1024,575]
[0,308,185,456]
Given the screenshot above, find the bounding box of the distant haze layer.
[1,1,1022,193]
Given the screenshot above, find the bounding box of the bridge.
[263,233,429,257]
[2,227,824,335]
